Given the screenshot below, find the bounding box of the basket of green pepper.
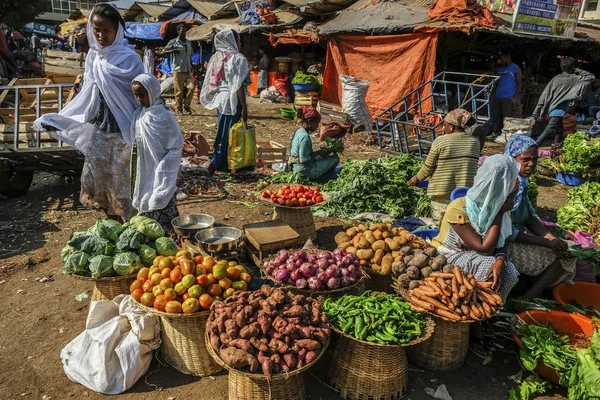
[323,291,434,400]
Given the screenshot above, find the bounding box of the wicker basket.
[71,274,136,301]
[273,207,316,245]
[135,301,222,376]
[363,268,394,294]
[407,315,470,371]
[206,332,329,400]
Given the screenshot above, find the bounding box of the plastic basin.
[280,107,297,119]
[417,180,429,188]
[512,310,595,385]
[411,229,440,240]
[293,83,316,92]
[553,281,600,312]
[556,172,587,186]
[450,187,469,201]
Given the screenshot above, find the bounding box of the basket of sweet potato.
[206,285,331,400]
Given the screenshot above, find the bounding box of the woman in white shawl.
[34,3,143,221]
[200,29,249,174]
[130,73,184,232]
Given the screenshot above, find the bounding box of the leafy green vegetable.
[568,329,600,399]
[116,228,146,252]
[138,244,157,267]
[61,245,75,262]
[89,255,116,278]
[507,297,600,318]
[128,216,165,240]
[323,137,345,154]
[291,71,318,84]
[508,372,552,400]
[557,182,600,243]
[527,174,538,208]
[62,251,91,276]
[551,132,600,175]
[67,235,116,256]
[112,252,142,276]
[569,246,600,273]
[93,219,123,242]
[312,155,429,219]
[155,237,178,257]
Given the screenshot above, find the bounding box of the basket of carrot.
[402,267,503,371]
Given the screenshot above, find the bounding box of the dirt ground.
[0,99,570,400]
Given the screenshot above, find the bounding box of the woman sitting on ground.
[409,108,481,220]
[130,73,184,233]
[504,135,575,298]
[289,106,339,182]
[432,154,521,300]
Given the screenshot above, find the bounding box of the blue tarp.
[125,22,163,41]
[157,50,215,77]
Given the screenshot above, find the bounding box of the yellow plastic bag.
[228,121,257,172]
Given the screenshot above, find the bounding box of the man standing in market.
[492,50,522,136]
[161,24,194,115]
[532,57,595,145]
[258,46,270,95]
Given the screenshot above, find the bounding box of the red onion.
[293,250,305,260]
[341,255,353,265]
[295,278,308,289]
[278,249,289,260]
[290,270,301,281]
[307,255,317,264]
[340,276,352,287]
[315,269,325,280]
[295,259,304,268]
[355,268,363,278]
[325,266,338,278]
[340,267,349,276]
[333,248,345,257]
[326,277,340,290]
[328,258,337,265]
[275,269,290,282]
[307,276,321,290]
[316,258,328,269]
[266,265,276,276]
[271,260,282,268]
[347,273,357,283]
[334,254,344,263]
[300,263,314,279]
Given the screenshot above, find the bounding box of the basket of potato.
[334,223,428,294]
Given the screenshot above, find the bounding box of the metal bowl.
[195,226,243,253]
[171,214,215,238]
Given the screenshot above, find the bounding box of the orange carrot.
[434,308,462,321]
[453,266,464,285]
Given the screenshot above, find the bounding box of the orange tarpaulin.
[268,31,319,47]
[425,0,499,29]
[321,33,438,118]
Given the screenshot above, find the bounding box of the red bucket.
[553,281,600,313]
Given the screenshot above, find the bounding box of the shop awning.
[269,30,319,46]
[59,18,88,36]
[125,22,164,40]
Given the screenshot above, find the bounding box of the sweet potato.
[210,333,221,351]
[250,337,268,353]
[262,359,273,380]
[295,339,321,351]
[269,338,289,354]
[239,322,260,339]
[220,347,259,371]
[335,232,350,245]
[313,329,328,346]
[283,353,297,369]
[283,305,306,318]
[225,319,238,337]
[305,350,318,365]
[229,338,254,354]
[295,326,313,339]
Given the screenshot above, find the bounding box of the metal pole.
[14,88,20,150]
[35,87,41,147]
[58,86,64,147]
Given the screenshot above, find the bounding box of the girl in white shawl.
[34,3,143,221]
[131,74,183,232]
[200,29,249,174]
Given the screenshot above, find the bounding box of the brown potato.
[372,264,381,272]
[346,246,357,254]
[372,249,384,265]
[335,232,350,245]
[380,254,394,275]
[370,223,384,232]
[356,249,374,261]
[338,241,351,249]
[346,228,358,238]
[382,231,391,239]
[385,238,400,251]
[357,224,368,232]
[363,231,376,244]
[371,240,387,252]
[392,228,399,236]
[352,235,362,248]
[373,230,383,241]
[358,237,371,249]
[396,236,408,246]
[391,250,400,259]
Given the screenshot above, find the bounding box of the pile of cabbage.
[263,248,363,291]
[61,216,178,278]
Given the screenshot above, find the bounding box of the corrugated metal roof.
[319,0,429,34]
[124,2,170,20]
[282,0,359,14]
[187,0,237,19]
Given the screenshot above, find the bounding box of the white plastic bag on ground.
[495,117,534,144]
[340,75,372,132]
[60,295,160,395]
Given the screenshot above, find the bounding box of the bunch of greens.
[312,155,429,219]
[528,174,538,208]
[508,372,552,400]
[507,297,600,318]
[515,318,577,386]
[568,329,600,399]
[557,182,600,243]
[291,71,318,85]
[569,245,600,273]
[323,137,345,154]
[551,132,600,175]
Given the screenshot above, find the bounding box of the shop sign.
[235,0,272,16]
[24,22,57,36]
[512,0,581,38]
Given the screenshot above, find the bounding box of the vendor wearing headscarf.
[35,3,143,221]
[409,108,481,220]
[200,29,249,173]
[289,106,339,182]
[504,135,575,298]
[130,73,184,233]
[432,155,521,300]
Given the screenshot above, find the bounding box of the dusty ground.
[0,99,569,400]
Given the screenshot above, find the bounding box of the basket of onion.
[262,248,367,297]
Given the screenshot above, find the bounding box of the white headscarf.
[131,73,183,213]
[34,3,143,154]
[465,154,520,248]
[199,29,249,115]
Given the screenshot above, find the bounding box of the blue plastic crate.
[556,172,587,186]
[450,187,470,201]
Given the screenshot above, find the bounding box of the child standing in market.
[130,73,184,232]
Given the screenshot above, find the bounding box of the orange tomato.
[182,293,190,302]
[142,280,154,293]
[137,267,150,282]
[170,268,183,283]
[165,300,182,313]
[234,265,246,273]
[159,278,174,291]
[226,267,241,280]
[172,258,180,267]
[223,288,236,298]
[181,274,196,289]
[148,266,160,277]
[176,250,192,260]
[208,283,222,297]
[206,273,216,287]
[152,286,164,297]
[158,257,173,270]
[195,265,206,277]
[174,282,188,296]
[140,292,155,307]
[188,284,203,298]
[232,281,247,292]
[163,288,176,302]
[218,278,232,290]
[180,259,196,276]
[168,256,176,261]
[196,274,209,287]
[161,267,172,279]
[150,272,162,286]
[240,272,252,284]
[182,298,200,314]
[130,279,144,293]
[194,255,204,265]
[153,255,164,266]
[202,256,216,273]
[131,288,144,302]
[153,295,167,312]
[199,294,213,309]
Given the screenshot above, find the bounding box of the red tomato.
[312,196,318,202]
[196,274,209,286]
[306,199,314,206]
[296,185,304,193]
[314,187,321,193]
[131,288,144,302]
[299,198,307,206]
[262,191,269,198]
[316,196,324,203]
[284,189,291,195]
[153,295,167,312]
[182,293,190,302]
[282,185,290,190]
[291,199,299,207]
[285,199,293,207]
[194,255,204,265]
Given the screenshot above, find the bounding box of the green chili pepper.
[342,318,353,333]
[355,315,364,338]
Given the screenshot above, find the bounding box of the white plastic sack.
[60,295,160,395]
[494,117,534,144]
[340,75,372,132]
[160,76,174,95]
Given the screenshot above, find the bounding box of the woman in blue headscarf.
[504,135,575,298]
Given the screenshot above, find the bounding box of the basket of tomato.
[259,184,328,208]
[130,250,252,376]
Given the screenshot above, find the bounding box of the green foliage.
[291,72,318,84]
[89,255,116,279]
[508,373,551,400]
[527,175,538,208]
[323,137,345,154]
[552,132,600,175]
[116,228,146,252]
[154,237,178,257]
[112,252,142,276]
[0,0,49,29]
[557,182,600,243]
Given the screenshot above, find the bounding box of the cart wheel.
[0,161,34,197]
